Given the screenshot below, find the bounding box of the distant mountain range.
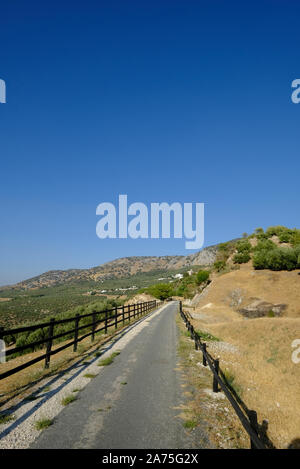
[4,244,220,290]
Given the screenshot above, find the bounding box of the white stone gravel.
[0,303,169,449]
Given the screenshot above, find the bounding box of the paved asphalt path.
[31,302,210,449]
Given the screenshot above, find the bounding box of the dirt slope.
[189,263,300,319]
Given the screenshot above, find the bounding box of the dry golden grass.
[189,263,300,318]
[187,265,300,448]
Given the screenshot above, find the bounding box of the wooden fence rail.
[179,301,267,450]
[0,300,160,381]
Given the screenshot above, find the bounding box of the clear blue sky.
[0,0,299,285]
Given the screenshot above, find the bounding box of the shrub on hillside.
[266,248,298,271]
[279,232,292,243]
[291,231,300,246]
[253,239,276,252]
[215,241,237,267]
[218,242,230,252]
[252,250,269,270]
[214,260,226,272]
[196,270,210,285]
[262,226,300,247]
[176,285,187,296]
[254,227,267,239]
[265,225,294,238]
[253,246,300,271]
[236,240,251,253]
[233,252,251,264]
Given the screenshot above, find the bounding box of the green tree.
[196,270,210,285]
[147,283,174,300]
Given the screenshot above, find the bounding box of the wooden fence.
[0,300,160,381]
[179,301,268,449]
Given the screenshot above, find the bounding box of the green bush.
[279,232,292,243]
[196,270,210,285]
[216,241,237,264]
[265,226,285,237]
[265,226,293,239]
[236,240,251,253]
[218,242,231,252]
[253,246,299,271]
[267,248,297,271]
[254,227,267,239]
[291,231,300,246]
[253,239,276,252]
[233,252,251,264]
[214,260,226,272]
[262,226,300,247]
[175,285,189,297]
[252,250,269,270]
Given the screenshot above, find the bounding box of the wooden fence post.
[249,410,259,449]
[45,318,55,369]
[213,358,219,393]
[91,311,96,342]
[0,326,4,365]
[73,313,80,352]
[202,343,207,366]
[0,326,4,351]
[105,309,108,334]
[122,305,125,325]
[115,306,118,329]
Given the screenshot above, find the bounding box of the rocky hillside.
[4,244,220,290]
